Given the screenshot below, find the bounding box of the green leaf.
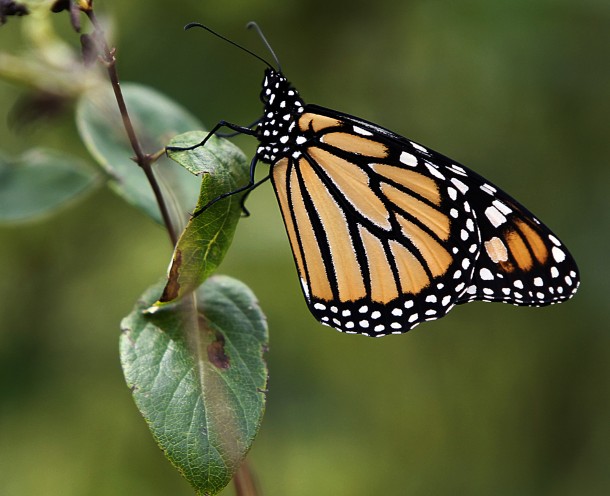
[76,83,203,226]
[0,148,99,224]
[120,276,268,496]
[159,131,249,303]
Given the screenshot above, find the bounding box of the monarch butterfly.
[176,23,580,337]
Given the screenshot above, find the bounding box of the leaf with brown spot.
[208,333,230,369]
[120,276,268,495]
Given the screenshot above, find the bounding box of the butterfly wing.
[269,104,579,336]
[446,166,580,306]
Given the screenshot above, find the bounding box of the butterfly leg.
[240,174,271,217]
[216,118,262,138]
[166,120,257,152]
[192,155,261,218]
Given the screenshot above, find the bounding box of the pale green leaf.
[0,148,99,224]
[76,83,203,227]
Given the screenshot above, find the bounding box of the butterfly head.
[256,68,305,163]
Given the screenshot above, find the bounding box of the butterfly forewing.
[271,107,482,336]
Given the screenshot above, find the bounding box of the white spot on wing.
[426,162,446,179]
[399,151,417,167]
[353,125,372,136]
[492,200,512,215]
[450,177,469,194]
[485,205,507,227]
[481,183,497,195]
[552,246,566,263]
[450,164,467,175]
[411,142,428,153]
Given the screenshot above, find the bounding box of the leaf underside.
[159,131,249,303]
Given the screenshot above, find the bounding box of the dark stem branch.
[84,9,178,246]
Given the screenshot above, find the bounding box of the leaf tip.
[159,248,183,303]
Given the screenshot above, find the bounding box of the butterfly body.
[246,68,579,336]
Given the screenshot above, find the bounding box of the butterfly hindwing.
[445,168,580,306]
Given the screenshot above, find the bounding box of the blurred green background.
[1,1,609,495]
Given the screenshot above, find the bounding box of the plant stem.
[84,9,178,246]
[233,460,260,496]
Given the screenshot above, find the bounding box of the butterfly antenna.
[246,22,282,72]
[184,22,275,70]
